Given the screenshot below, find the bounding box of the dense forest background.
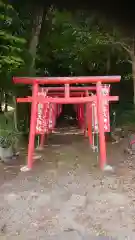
[0,0,135,137]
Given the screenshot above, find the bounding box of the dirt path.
[0,127,135,239]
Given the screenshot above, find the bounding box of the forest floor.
[0,126,135,239]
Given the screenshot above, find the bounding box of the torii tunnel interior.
[56,104,77,127]
[55,81,133,129]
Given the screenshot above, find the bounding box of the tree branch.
[113,41,132,56]
[127,59,132,64]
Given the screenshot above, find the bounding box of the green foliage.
[116,109,135,126]
[0,112,21,148]
[0,0,26,90]
[36,9,131,79]
[0,131,13,148]
[0,129,21,148]
[0,2,134,129]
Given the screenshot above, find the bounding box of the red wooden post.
[79,104,84,130]
[40,134,45,148]
[78,105,80,128]
[45,103,50,134]
[80,93,85,130]
[86,103,93,145]
[77,105,81,128]
[39,102,46,148]
[27,83,38,169]
[41,89,48,148]
[85,90,93,144]
[84,108,87,137]
[79,105,82,128]
[96,82,107,169]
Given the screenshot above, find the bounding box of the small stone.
[20,165,31,172]
[104,165,114,171]
[0,224,6,234]
[67,194,86,208]
[31,222,38,227]
[4,193,18,202]
[35,193,50,206]
[33,155,42,160]
[30,191,38,199]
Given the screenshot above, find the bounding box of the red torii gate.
[13,75,120,171]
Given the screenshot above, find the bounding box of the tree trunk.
[131,36,135,105]
[4,92,8,112]
[13,96,18,131]
[132,55,135,104]
[0,105,2,113]
[17,6,46,135]
[0,89,3,113]
[28,6,45,75]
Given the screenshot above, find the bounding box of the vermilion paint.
[13,75,120,170]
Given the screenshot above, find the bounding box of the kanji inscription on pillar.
[93,84,110,132]
[101,85,110,132]
[36,88,49,134]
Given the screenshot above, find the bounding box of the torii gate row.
[13,75,121,171]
